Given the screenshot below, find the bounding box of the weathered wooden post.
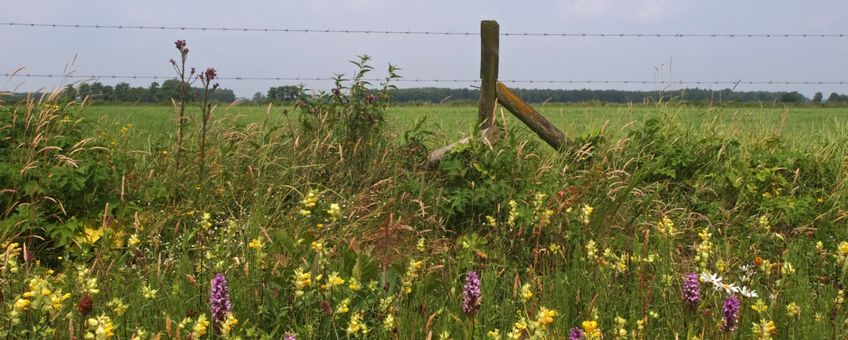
[496,82,565,150]
[478,20,499,134]
[427,20,500,164]
[426,20,567,165]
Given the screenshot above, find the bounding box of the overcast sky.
[3,0,848,98]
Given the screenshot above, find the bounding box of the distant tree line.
[6,81,848,106]
[48,80,236,103]
[383,88,842,104]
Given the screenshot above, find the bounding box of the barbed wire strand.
[2,22,845,38]
[3,73,847,85]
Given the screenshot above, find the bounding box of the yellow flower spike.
[192,314,209,338]
[536,307,557,327]
[752,299,769,313]
[520,283,533,301]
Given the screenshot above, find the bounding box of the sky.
[3,0,848,98]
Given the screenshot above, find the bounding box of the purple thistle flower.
[569,327,585,340]
[683,272,701,309]
[721,294,740,332]
[210,273,232,328]
[461,271,481,316]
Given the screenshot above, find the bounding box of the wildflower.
[193,314,209,338]
[327,203,341,221]
[311,240,324,252]
[200,212,212,229]
[739,286,758,298]
[613,316,628,339]
[536,307,557,327]
[786,302,801,317]
[402,259,424,294]
[694,228,713,271]
[569,327,585,340]
[86,314,116,339]
[462,271,482,316]
[507,200,519,228]
[722,295,740,332]
[203,68,217,81]
[508,318,528,339]
[248,238,263,250]
[323,272,345,290]
[581,204,593,225]
[108,298,128,316]
[346,312,366,335]
[715,281,740,295]
[751,299,768,314]
[682,272,700,309]
[838,241,848,259]
[128,234,140,248]
[336,298,350,314]
[220,313,238,337]
[581,320,600,339]
[752,319,777,340]
[485,215,497,228]
[348,277,361,291]
[417,238,426,252]
[781,261,795,276]
[487,328,501,339]
[549,243,562,254]
[520,283,533,301]
[210,273,233,329]
[585,240,598,261]
[284,335,297,340]
[78,294,93,316]
[141,285,158,300]
[657,215,675,235]
[383,313,395,331]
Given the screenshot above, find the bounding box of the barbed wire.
[2,22,846,38]
[3,73,847,86]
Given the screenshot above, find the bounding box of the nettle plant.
[296,55,400,144]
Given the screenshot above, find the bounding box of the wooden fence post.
[478,20,499,131]
[496,82,566,150]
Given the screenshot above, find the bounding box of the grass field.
[82,103,848,147]
[4,87,848,339]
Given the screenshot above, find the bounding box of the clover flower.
[462,271,482,316]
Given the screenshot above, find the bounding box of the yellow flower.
[582,320,600,339]
[127,234,141,248]
[220,313,238,337]
[293,267,312,295]
[86,314,115,339]
[141,285,158,300]
[383,313,395,331]
[337,298,350,314]
[108,298,128,316]
[346,312,365,335]
[520,283,533,301]
[536,307,557,327]
[248,238,263,250]
[752,299,769,314]
[487,329,502,339]
[311,241,324,252]
[839,241,848,257]
[786,302,801,317]
[348,277,361,291]
[327,203,342,221]
[14,298,31,312]
[752,319,777,340]
[323,272,345,290]
[192,314,209,338]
